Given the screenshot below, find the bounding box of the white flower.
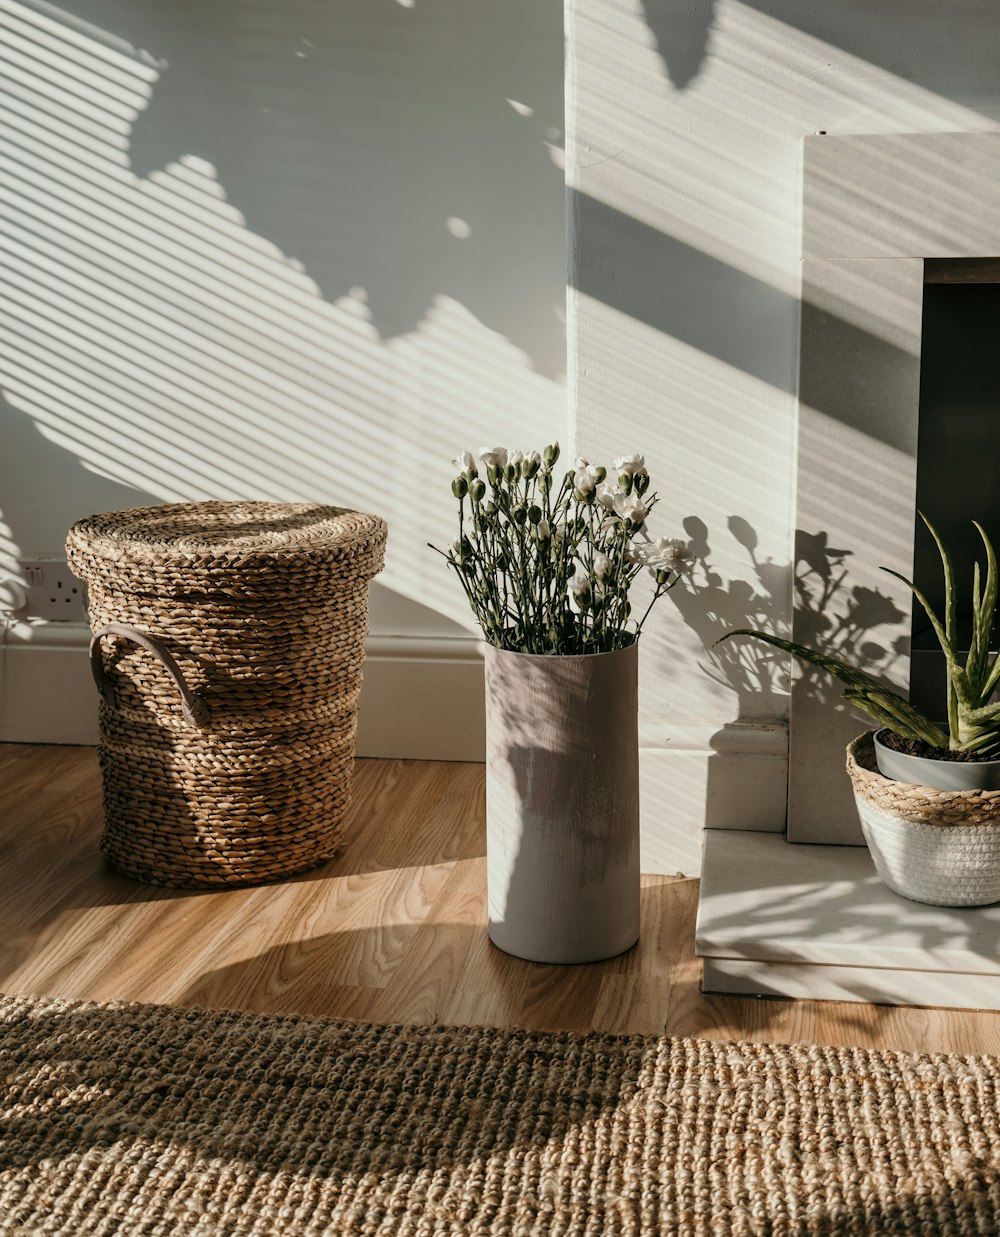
[452,450,477,473]
[601,489,646,527]
[523,449,542,470]
[654,537,695,574]
[574,467,597,494]
[613,452,648,478]
[479,446,509,469]
[536,519,551,540]
[620,496,648,527]
[508,449,524,470]
[632,537,694,576]
[592,552,613,582]
[596,482,620,511]
[573,461,603,494]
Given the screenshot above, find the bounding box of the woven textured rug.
[2,993,1000,1235]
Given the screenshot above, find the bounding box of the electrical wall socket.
[18,558,88,621]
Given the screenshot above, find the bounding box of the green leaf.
[841,688,928,745]
[968,521,998,700]
[918,511,960,738]
[843,687,948,748]
[880,566,973,708]
[715,629,885,691]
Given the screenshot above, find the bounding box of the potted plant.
[433,444,690,962]
[718,514,1000,907]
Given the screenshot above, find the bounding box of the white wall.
[567,0,1000,865]
[0,0,566,754]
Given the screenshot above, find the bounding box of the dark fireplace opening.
[909,259,1000,722]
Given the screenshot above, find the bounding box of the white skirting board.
[0,620,488,758]
[0,620,100,745]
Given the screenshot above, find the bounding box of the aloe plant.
[717,515,1000,756]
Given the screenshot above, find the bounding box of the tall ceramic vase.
[484,638,640,964]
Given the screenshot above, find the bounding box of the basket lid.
[67,501,387,581]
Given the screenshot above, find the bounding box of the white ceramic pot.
[873,729,1000,792]
[848,731,1000,907]
[484,639,640,963]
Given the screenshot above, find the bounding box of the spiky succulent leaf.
[918,512,960,737]
[716,629,885,691]
[840,689,932,746]
[880,566,974,710]
[968,521,998,700]
[716,628,948,742]
[842,687,948,748]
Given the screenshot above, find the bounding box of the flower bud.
[536,518,551,540]
[522,451,542,479]
[593,465,607,483]
[484,501,497,517]
[569,576,592,610]
[513,504,528,525]
[469,478,486,502]
[619,472,633,495]
[634,472,650,496]
[564,469,576,487]
[527,504,542,525]
[505,463,518,481]
[592,552,613,582]
[543,442,560,467]
[452,476,468,499]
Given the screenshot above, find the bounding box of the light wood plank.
[3,743,1000,1056]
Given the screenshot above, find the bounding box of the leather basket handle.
[90,622,210,729]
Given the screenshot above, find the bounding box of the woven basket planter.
[67,501,387,888]
[846,731,1000,907]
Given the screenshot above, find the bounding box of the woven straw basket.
[846,731,1000,907]
[67,501,387,888]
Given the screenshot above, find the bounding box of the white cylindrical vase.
[484,639,640,964]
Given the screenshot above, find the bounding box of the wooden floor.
[3,742,1000,1056]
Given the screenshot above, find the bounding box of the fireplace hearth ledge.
[697,829,1000,1009]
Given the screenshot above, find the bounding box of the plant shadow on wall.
[64,0,565,378]
[672,514,908,722]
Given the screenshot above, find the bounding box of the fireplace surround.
[793,129,1000,844]
[697,131,1000,1007]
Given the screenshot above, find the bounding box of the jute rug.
[2,993,1000,1235]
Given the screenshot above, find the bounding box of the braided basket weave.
[847,731,1000,906]
[67,501,387,888]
